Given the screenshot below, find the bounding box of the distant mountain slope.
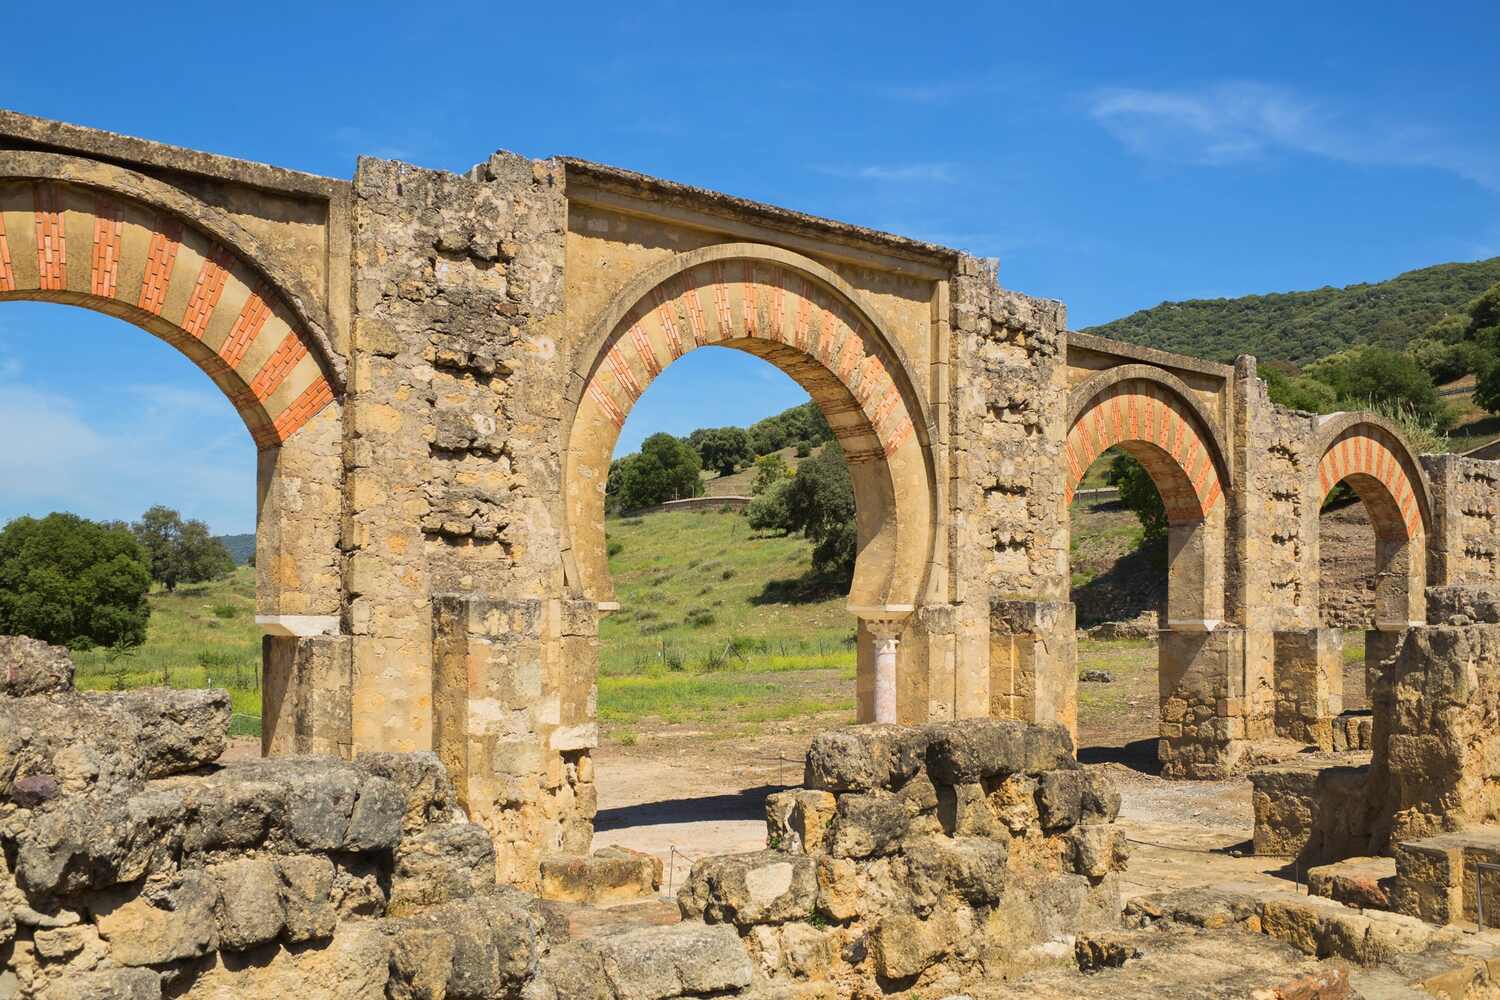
[1082,258,1500,365]
[215,533,255,565]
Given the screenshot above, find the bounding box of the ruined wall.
[947,259,1073,729]
[343,153,587,889]
[1425,454,1500,590]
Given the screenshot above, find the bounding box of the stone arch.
[0,158,340,448]
[562,243,939,721]
[0,155,345,637]
[564,243,935,610]
[1310,412,1431,629]
[1064,370,1229,627]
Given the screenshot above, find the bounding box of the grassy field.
[71,565,263,737]
[53,502,1192,748]
[598,507,858,739]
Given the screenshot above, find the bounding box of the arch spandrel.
[0,174,338,448]
[563,244,937,613]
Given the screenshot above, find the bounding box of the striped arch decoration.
[1065,379,1225,522]
[1317,424,1425,540]
[0,181,335,447]
[580,258,915,463]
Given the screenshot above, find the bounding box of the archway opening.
[562,248,939,887]
[590,345,874,887]
[0,176,345,760]
[1062,376,1230,778]
[0,301,260,733]
[1296,420,1428,752]
[1069,447,1169,766]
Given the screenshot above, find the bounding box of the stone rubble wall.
[1250,608,1500,866]
[678,720,1128,996]
[0,639,768,1000]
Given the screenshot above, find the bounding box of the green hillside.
[215,533,255,564]
[1084,258,1500,365]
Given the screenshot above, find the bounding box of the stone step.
[1306,855,1396,910]
[1392,826,1500,926]
[538,845,663,906]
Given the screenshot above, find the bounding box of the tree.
[782,443,857,579]
[693,427,753,476]
[1263,366,1338,413]
[1105,452,1167,548]
[0,513,151,649]
[746,478,793,533]
[1302,347,1449,426]
[132,506,235,592]
[751,453,790,495]
[614,433,704,510]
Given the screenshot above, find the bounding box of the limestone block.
[277,854,338,943]
[925,719,1074,784]
[937,782,1002,838]
[903,836,1009,913]
[871,906,965,981]
[0,687,229,799]
[0,635,74,696]
[212,858,286,951]
[827,791,910,858]
[40,967,161,1000]
[388,891,542,998]
[814,856,861,923]
[678,850,818,928]
[765,789,836,855]
[530,922,751,1000]
[1035,770,1084,830]
[94,871,220,966]
[1248,767,1318,858]
[802,725,929,792]
[538,846,661,905]
[388,822,497,915]
[1067,824,1130,880]
[389,926,456,1000]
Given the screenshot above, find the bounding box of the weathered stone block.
[94,871,219,966]
[211,858,286,951]
[0,635,73,696]
[538,845,660,905]
[828,791,909,858]
[903,836,1009,913]
[678,850,817,927]
[803,725,928,792]
[278,854,338,943]
[925,719,1074,784]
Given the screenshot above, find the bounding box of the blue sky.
[2,2,1497,532]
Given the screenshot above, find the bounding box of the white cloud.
[1088,81,1500,190]
[814,163,959,183]
[0,380,256,534]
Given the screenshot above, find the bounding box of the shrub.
[685,608,716,628]
[746,478,793,534]
[210,603,238,620]
[607,540,624,558]
[720,567,737,581]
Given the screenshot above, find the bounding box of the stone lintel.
[256,614,339,638]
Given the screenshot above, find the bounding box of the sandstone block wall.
[740,720,1127,993]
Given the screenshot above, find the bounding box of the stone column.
[854,608,912,724]
[871,625,901,723]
